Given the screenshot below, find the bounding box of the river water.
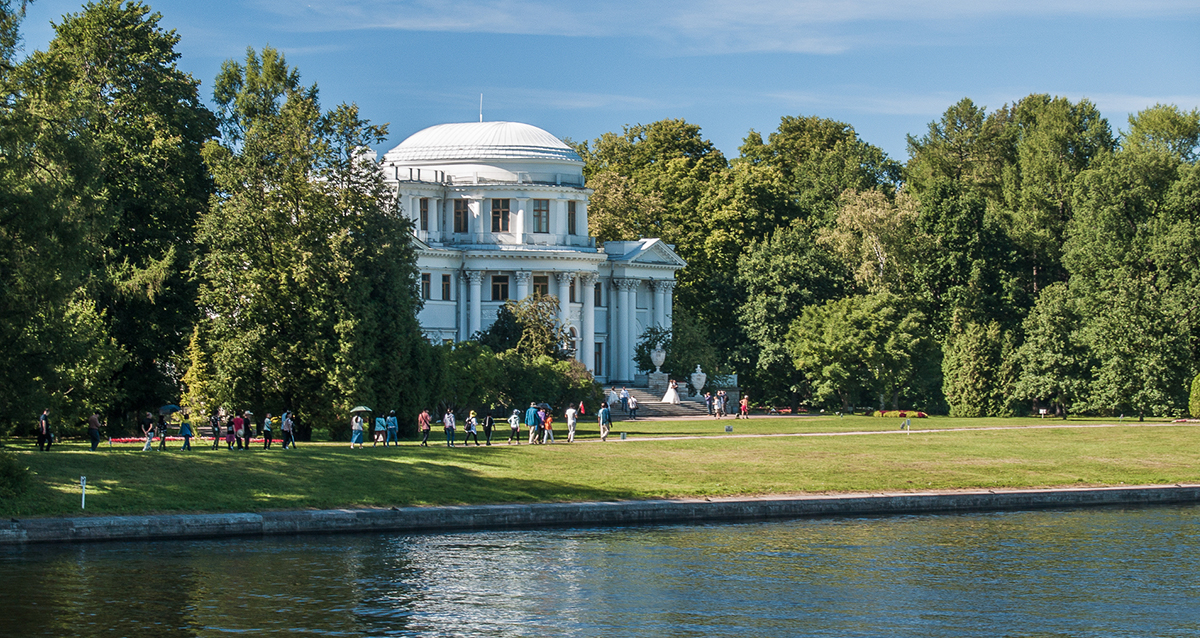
[2,505,1199,637]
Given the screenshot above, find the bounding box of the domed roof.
[386,121,582,163]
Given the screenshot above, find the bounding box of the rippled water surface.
[3,505,1200,636]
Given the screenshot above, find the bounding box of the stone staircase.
[609,388,712,420]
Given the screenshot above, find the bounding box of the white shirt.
[565,408,577,426]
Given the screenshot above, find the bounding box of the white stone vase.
[650,347,666,373]
[690,365,707,396]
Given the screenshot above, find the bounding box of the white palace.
[378,121,685,384]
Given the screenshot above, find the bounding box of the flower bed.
[867,410,928,418]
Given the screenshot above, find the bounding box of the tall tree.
[190,46,427,438]
[26,0,217,424]
[1012,283,1091,417]
[905,97,1013,201]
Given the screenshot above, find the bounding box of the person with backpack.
[507,409,521,444]
[418,409,431,447]
[87,411,102,451]
[598,402,612,442]
[37,408,52,451]
[463,411,480,446]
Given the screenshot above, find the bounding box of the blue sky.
[16,0,1200,161]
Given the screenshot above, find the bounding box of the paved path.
[596,420,1191,443]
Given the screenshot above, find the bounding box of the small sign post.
[725,425,733,433]
[80,476,86,510]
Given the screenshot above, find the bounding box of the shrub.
[0,451,29,499]
[1190,373,1200,418]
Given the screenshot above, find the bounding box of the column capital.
[465,270,484,284]
[554,271,574,285]
[615,277,640,291]
[652,279,676,293]
[578,271,598,286]
[514,271,532,284]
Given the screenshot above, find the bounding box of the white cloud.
[253,0,1200,54]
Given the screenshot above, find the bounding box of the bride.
[661,379,681,404]
[607,386,620,407]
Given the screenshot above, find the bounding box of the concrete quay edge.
[3,484,1198,545]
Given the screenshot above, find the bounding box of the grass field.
[2,415,1196,519]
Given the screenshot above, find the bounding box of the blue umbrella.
[159,404,181,415]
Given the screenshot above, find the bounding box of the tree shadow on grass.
[2,443,645,518]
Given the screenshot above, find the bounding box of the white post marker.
[903,418,911,434]
[81,476,86,510]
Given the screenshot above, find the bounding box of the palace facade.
[379,121,684,384]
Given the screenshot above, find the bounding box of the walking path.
[597,420,1189,442]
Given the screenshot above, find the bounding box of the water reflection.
[2,505,1199,636]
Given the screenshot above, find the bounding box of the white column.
[457,272,467,341]
[473,199,486,244]
[515,198,527,244]
[467,270,483,337]
[555,271,573,329]
[653,280,666,328]
[580,272,597,371]
[616,278,635,381]
[555,199,568,245]
[626,279,640,380]
[515,271,531,300]
[662,279,675,327]
[430,197,440,237]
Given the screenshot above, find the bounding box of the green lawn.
[2,417,1196,519]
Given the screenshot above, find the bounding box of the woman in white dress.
[607,386,621,407]
[661,379,681,404]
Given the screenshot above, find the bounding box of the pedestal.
[647,372,669,396]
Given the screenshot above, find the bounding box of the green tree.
[786,294,930,412]
[1122,104,1200,163]
[1012,282,1091,417]
[26,0,217,424]
[1190,373,1200,418]
[905,97,1013,200]
[941,318,1019,417]
[818,189,929,295]
[192,46,427,438]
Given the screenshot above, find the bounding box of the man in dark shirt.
[37,408,52,451]
[88,412,102,451]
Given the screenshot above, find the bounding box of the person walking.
[87,411,102,451]
[373,415,385,447]
[233,412,245,450]
[704,392,715,417]
[418,409,431,447]
[141,412,155,451]
[210,412,222,449]
[180,417,193,450]
[482,411,494,446]
[350,413,364,449]
[739,395,750,419]
[463,411,480,446]
[37,408,52,451]
[627,394,639,420]
[564,404,577,443]
[598,402,612,442]
[542,413,554,444]
[157,414,169,451]
[225,414,237,449]
[280,412,292,449]
[619,387,630,414]
[262,413,273,449]
[525,402,540,445]
[385,410,398,447]
[507,409,521,444]
[443,409,456,447]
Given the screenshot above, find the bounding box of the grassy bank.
[2,416,1196,518]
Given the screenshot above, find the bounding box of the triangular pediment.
[627,239,686,267]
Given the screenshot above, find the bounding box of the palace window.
[594,342,603,376]
[421,273,431,300]
[419,198,429,231]
[569,277,576,303]
[492,275,509,301]
[441,274,452,300]
[533,275,549,297]
[594,282,603,307]
[532,199,550,233]
[567,201,577,235]
[491,199,510,232]
[453,200,469,233]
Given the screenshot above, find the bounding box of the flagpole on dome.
[479,94,483,122]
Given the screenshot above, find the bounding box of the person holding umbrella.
[349,407,369,449]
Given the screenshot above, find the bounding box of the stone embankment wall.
[3,485,1197,545]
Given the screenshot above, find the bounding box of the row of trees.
[0,1,596,439]
[580,99,1200,418]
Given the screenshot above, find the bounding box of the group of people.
[412,401,609,447]
[189,410,298,451]
[349,411,400,449]
[605,387,641,419]
[703,390,748,418]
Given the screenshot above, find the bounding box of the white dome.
[385,121,582,164]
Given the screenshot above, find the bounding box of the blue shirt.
[525,406,540,427]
